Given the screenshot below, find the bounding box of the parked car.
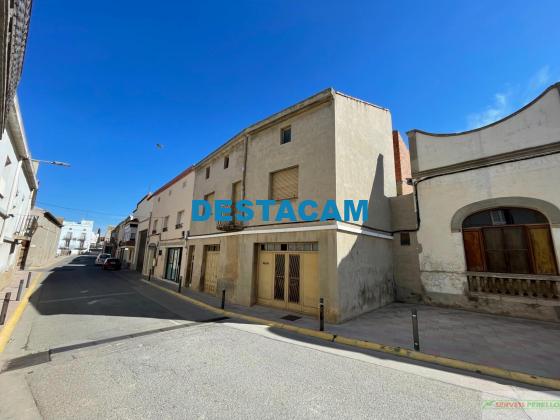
[95,253,111,266]
[103,258,121,271]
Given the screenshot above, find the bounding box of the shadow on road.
[24,256,557,394]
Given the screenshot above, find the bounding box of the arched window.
[462,207,558,275]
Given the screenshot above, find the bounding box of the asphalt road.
[0,256,555,419]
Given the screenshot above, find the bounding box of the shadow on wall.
[336,154,395,322]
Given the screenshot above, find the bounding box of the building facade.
[116,216,138,268]
[0,97,37,287]
[145,167,194,283]
[185,89,396,323]
[24,208,62,268]
[397,82,560,322]
[57,220,95,255]
[131,193,152,272]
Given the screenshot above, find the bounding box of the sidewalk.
[0,271,34,332]
[125,271,560,381]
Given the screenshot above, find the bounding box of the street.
[0,256,554,419]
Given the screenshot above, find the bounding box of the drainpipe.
[241,135,249,200]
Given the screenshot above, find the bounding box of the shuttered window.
[462,208,558,275]
[270,167,298,200]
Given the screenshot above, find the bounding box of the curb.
[0,273,41,353]
[140,278,560,390]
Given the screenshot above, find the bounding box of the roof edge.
[407,82,560,138]
[193,88,336,168]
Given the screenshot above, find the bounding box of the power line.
[36,201,126,218]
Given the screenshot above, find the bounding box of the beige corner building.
[185,89,397,323]
[396,83,560,322]
[145,167,194,282]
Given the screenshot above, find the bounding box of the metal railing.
[14,215,38,239]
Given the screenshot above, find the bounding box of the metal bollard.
[411,308,420,351]
[0,293,11,325]
[178,276,182,294]
[26,272,32,288]
[319,297,324,331]
[221,289,226,309]
[16,279,24,301]
[148,267,153,282]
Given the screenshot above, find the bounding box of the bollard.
[0,293,11,325]
[16,279,24,301]
[178,276,182,294]
[26,272,32,288]
[221,289,226,309]
[148,267,153,282]
[319,297,324,331]
[411,308,420,351]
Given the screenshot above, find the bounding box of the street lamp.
[29,158,71,167]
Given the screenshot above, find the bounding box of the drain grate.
[281,314,301,322]
[1,351,51,373]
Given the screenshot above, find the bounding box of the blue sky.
[18,1,560,232]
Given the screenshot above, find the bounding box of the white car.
[95,253,111,266]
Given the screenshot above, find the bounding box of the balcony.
[467,272,560,300]
[216,220,244,232]
[14,215,38,239]
[175,223,183,229]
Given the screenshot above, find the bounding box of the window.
[270,166,298,200]
[400,232,411,246]
[204,192,215,214]
[462,207,558,275]
[205,167,210,179]
[158,197,161,202]
[182,180,187,188]
[260,242,319,251]
[176,210,184,228]
[152,219,158,233]
[163,216,169,231]
[168,189,172,196]
[206,244,220,252]
[280,126,291,144]
[224,155,229,169]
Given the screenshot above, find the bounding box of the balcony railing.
[216,220,244,232]
[467,272,560,300]
[14,215,38,239]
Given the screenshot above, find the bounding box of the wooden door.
[528,226,558,275]
[463,230,485,272]
[204,250,219,294]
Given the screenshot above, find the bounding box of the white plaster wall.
[150,170,194,240]
[412,85,560,173]
[417,154,560,296]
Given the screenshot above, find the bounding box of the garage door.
[257,243,319,315]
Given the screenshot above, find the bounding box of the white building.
[58,220,95,255]
[0,97,38,286]
[396,82,560,322]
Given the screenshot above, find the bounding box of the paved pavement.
[164,278,560,379]
[0,256,558,419]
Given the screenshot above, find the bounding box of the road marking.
[40,292,135,304]
[0,273,41,353]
